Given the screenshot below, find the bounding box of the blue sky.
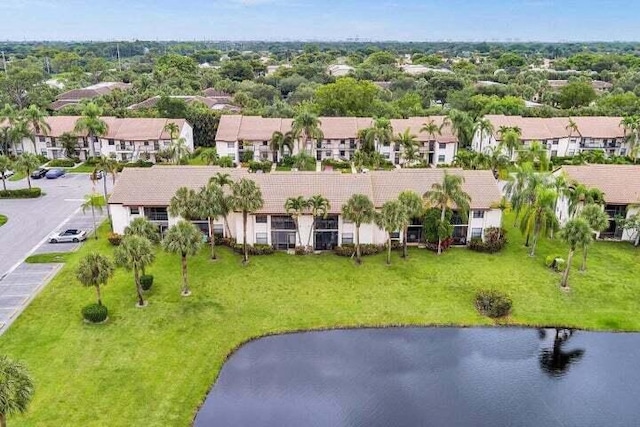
[2,0,639,41]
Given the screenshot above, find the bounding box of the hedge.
[0,188,42,199]
[334,242,402,257]
[48,159,76,167]
[468,228,507,253]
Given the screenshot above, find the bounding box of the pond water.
[194,327,640,427]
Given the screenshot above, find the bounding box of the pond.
[194,327,640,427]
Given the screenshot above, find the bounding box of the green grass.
[24,252,71,264]
[1,216,639,426]
[0,214,6,227]
[65,164,97,173]
[8,171,26,181]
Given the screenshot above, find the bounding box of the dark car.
[45,168,66,179]
[31,168,48,179]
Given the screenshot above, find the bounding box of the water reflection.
[538,328,586,378]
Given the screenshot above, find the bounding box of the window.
[342,233,354,244]
[621,148,627,156]
[339,150,346,157]
[438,143,446,150]
[438,155,446,163]
[343,217,353,224]
[144,207,168,221]
[213,224,224,236]
[471,228,482,239]
[38,136,46,143]
[144,141,149,146]
[255,233,268,244]
[567,149,575,156]
[227,142,235,149]
[551,150,558,157]
[552,139,559,145]
[108,139,115,146]
[271,215,296,230]
[40,149,47,156]
[130,206,140,215]
[255,215,267,224]
[472,210,484,219]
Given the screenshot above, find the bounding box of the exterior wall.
[622,205,640,241]
[110,204,131,235]
[468,209,502,240]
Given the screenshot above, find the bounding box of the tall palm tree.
[231,178,264,264]
[15,153,41,190]
[22,105,51,152]
[518,140,549,171]
[0,354,34,427]
[76,253,114,306]
[446,109,474,148]
[424,172,471,255]
[485,145,509,178]
[114,235,155,307]
[565,117,581,156]
[197,182,225,259]
[291,110,323,154]
[360,118,393,153]
[420,117,441,161]
[568,184,605,218]
[579,204,609,271]
[59,132,78,159]
[91,155,117,226]
[474,117,495,152]
[490,196,511,240]
[395,128,419,167]
[82,193,105,240]
[9,119,31,154]
[306,194,331,248]
[162,221,202,296]
[0,155,12,191]
[209,173,234,237]
[620,116,640,162]
[74,103,108,158]
[164,122,180,140]
[504,163,535,227]
[168,187,200,220]
[269,131,294,163]
[341,194,375,264]
[559,218,592,289]
[398,190,424,258]
[519,187,558,257]
[285,196,309,247]
[499,128,522,160]
[0,104,16,129]
[168,137,189,165]
[375,200,409,265]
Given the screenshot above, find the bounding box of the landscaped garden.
[0,214,7,227]
[1,213,639,426]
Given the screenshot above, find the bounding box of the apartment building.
[6,116,193,163]
[215,115,458,166]
[472,115,629,160]
[108,166,503,249]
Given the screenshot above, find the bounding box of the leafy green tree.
[579,204,609,271]
[0,155,12,191]
[74,103,108,158]
[314,77,380,116]
[375,200,409,265]
[231,178,264,264]
[424,172,471,255]
[499,127,522,160]
[306,195,331,248]
[14,153,40,190]
[617,213,640,247]
[559,81,597,109]
[198,182,225,259]
[76,253,114,306]
[285,196,309,247]
[341,194,375,264]
[114,235,155,307]
[559,218,592,289]
[162,221,202,296]
[169,187,200,220]
[398,190,424,258]
[291,111,323,154]
[0,354,34,427]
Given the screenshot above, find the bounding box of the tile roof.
[54,82,131,102]
[202,88,232,98]
[127,95,238,111]
[486,115,625,140]
[32,116,187,140]
[109,166,501,212]
[561,165,640,205]
[216,115,459,144]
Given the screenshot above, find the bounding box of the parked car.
[31,168,48,179]
[91,170,104,180]
[1,170,14,179]
[49,229,87,243]
[45,168,66,179]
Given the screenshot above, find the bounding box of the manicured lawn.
[24,252,70,264]
[8,171,26,181]
[1,217,639,426]
[0,214,6,227]
[65,163,97,173]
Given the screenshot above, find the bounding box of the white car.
[1,170,14,179]
[49,229,88,243]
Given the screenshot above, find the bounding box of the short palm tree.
[124,217,160,244]
[169,187,200,220]
[270,131,295,162]
[114,235,155,307]
[76,253,114,306]
[579,204,609,271]
[398,190,424,258]
[162,221,202,296]
[499,127,521,160]
[559,217,592,289]
[306,194,331,248]
[198,182,224,259]
[424,172,471,255]
[209,173,234,237]
[360,118,393,153]
[82,193,105,240]
[199,148,219,165]
[285,196,309,247]
[168,137,189,164]
[59,132,78,159]
[0,354,34,427]
[95,155,119,185]
[74,103,108,157]
[0,155,12,191]
[519,187,558,257]
[395,128,419,167]
[22,105,51,152]
[291,110,323,154]
[231,178,264,264]
[420,117,441,142]
[341,194,375,264]
[375,200,409,265]
[14,153,40,190]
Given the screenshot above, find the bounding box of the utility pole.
[116,43,122,71]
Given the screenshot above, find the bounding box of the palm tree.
[579,204,609,271]
[291,110,323,154]
[474,117,495,152]
[162,221,202,296]
[519,140,549,171]
[360,118,393,153]
[168,187,200,220]
[269,131,294,162]
[15,153,40,190]
[124,217,160,244]
[568,184,605,218]
[0,354,34,427]
[0,104,16,129]
[504,163,535,227]
[163,122,180,140]
[306,194,331,248]
[59,132,78,159]
[285,196,309,247]
[168,137,189,165]
[200,148,219,165]
[76,253,114,306]
[420,117,441,162]
[341,194,375,264]
[398,190,424,258]
[22,105,51,152]
[485,146,509,177]
[91,155,117,226]
[375,200,409,265]
[82,193,105,240]
[198,182,224,259]
[499,128,522,160]
[559,217,592,289]
[519,187,559,257]
[231,178,264,264]
[114,235,155,307]
[209,173,234,237]
[620,116,639,162]
[0,155,12,191]
[446,109,474,148]
[424,172,471,255]
[74,103,108,158]
[395,128,419,167]
[565,117,581,156]
[490,196,511,240]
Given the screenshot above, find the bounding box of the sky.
[2,0,640,42]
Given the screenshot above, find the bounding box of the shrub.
[475,290,512,318]
[82,303,108,323]
[121,160,153,169]
[469,228,507,253]
[424,237,454,252]
[140,274,154,291]
[240,150,254,163]
[545,255,566,272]
[218,156,234,168]
[0,188,42,199]
[333,242,401,257]
[322,158,351,170]
[48,158,76,167]
[107,232,122,246]
[36,154,49,164]
[84,156,100,166]
[231,243,274,255]
[248,160,272,173]
[294,246,312,255]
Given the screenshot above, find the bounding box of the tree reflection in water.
[538,328,585,378]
